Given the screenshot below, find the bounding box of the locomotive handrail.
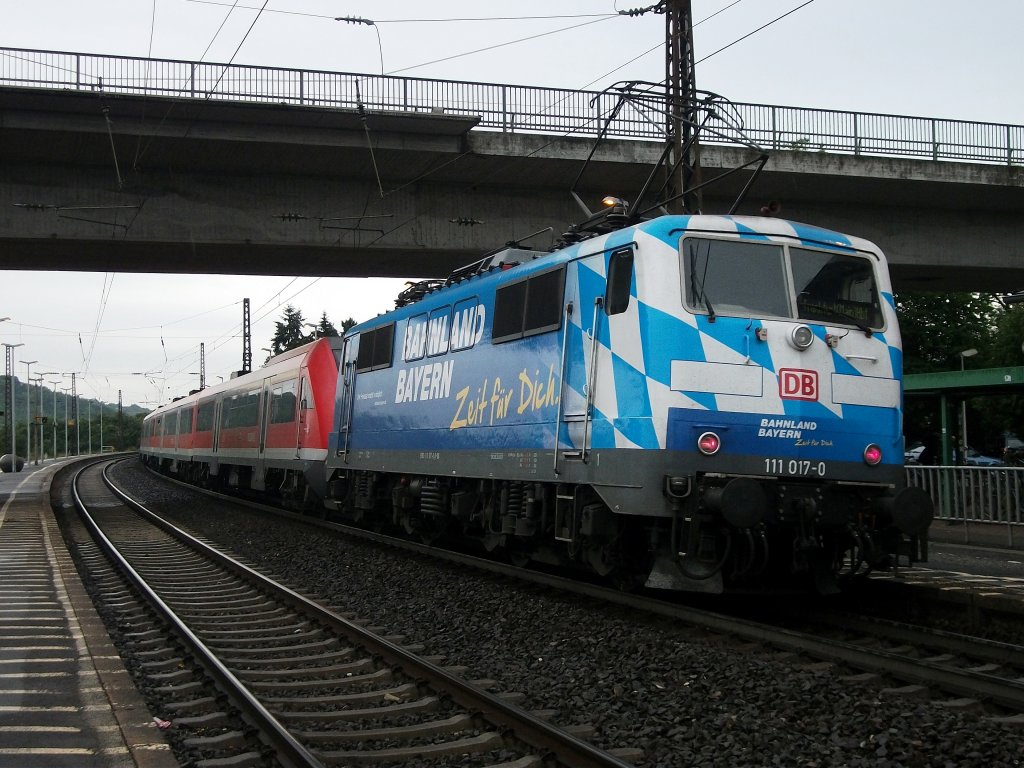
[2,46,1022,166]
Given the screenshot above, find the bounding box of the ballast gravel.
[110,460,1022,768]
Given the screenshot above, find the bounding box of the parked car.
[904,444,925,464]
[965,447,1003,467]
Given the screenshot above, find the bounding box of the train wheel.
[505,539,533,568]
[586,521,653,592]
[402,512,446,545]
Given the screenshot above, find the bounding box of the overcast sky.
[2,0,1022,407]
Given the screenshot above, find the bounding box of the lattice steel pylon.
[242,298,252,375]
[664,0,702,213]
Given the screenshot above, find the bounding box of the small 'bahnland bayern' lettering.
[757,417,818,440]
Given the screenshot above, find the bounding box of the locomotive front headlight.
[863,443,883,466]
[697,431,721,455]
[789,324,814,350]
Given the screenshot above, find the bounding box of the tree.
[269,305,309,356]
[895,291,999,374]
[312,311,338,338]
[267,308,356,364]
[973,302,1024,447]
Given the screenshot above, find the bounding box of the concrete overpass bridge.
[2,47,1024,292]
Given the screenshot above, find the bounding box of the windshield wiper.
[799,301,873,336]
[701,291,717,322]
[690,246,717,322]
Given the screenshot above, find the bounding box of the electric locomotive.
[324,213,932,593]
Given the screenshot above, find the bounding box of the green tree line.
[1,377,143,459]
[267,306,355,359]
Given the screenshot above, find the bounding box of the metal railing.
[906,465,1023,546]
[2,47,1022,166]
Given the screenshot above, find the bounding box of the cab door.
[560,246,635,457]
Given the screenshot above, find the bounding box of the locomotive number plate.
[764,458,827,477]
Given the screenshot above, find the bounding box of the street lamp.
[959,348,978,459]
[21,360,36,465]
[36,373,57,462]
[47,379,60,459]
[29,376,44,464]
[60,386,72,457]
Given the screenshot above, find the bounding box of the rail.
[2,46,1023,166]
[906,465,1024,547]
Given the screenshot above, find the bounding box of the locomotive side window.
[605,247,635,316]
[493,267,566,344]
[427,306,451,356]
[791,248,883,329]
[403,314,427,362]
[355,323,395,372]
[451,298,484,351]
[524,268,564,334]
[493,281,527,342]
[684,238,789,320]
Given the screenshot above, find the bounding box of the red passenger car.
[140,338,342,508]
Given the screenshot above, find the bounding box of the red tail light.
[697,432,721,455]
[863,444,882,466]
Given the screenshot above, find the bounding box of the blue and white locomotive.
[325,211,932,593]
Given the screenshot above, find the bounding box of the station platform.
[0,459,177,768]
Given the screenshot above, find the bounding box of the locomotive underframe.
[326,447,929,594]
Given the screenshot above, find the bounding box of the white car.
[904,444,925,464]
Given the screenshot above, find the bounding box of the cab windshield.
[683,237,883,329]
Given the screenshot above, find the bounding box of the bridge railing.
[2,46,1022,166]
[905,465,1023,546]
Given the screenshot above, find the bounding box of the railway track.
[71,459,640,767]
[126,463,1024,725]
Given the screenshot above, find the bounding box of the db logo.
[779,369,818,401]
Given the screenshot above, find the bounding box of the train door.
[212,397,222,456]
[258,380,272,457]
[560,246,635,458]
[297,376,309,456]
[253,380,271,491]
[293,376,304,459]
[336,336,358,460]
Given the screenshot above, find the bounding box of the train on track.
[141,211,932,594]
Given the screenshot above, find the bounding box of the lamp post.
[959,348,978,460]
[61,386,71,457]
[29,375,44,464]
[21,360,36,465]
[71,372,79,456]
[2,342,24,470]
[36,373,57,461]
[48,379,60,458]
